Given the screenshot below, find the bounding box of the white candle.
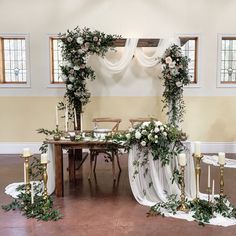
[41,153,48,164]
[211,179,215,202]
[207,165,211,188]
[65,105,68,132]
[194,141,201,156]
[218,152,225,165]
[74,108,78,129]
[31,182,34,204]
[178,153,186,166]
[23,163,26,184]
[56,105,59,126]
[23,148,31,157]
[196,175,200,198]
[80,112,83,132]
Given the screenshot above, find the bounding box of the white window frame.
[46,34,65,89]
[0,33,31,88]
[217,34,236,88]
[176,33,201,88]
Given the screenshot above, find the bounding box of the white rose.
[69,76,75,82]
[154,135,158,139]
[135,131,141,139]
[78,49,84,54]
[165,56,172,64]
[176,81,183,87]
[141,130,147,135]
[155,121,162,127]
[74,66,80,71]
[141,141,146,147]
[142,122,150,128]
[169,62,176,68]
[154,127,159,133]
[126,133,131,139]
[67,84,73,90]
[93,36,99,42]
[160,126,164,131]
[148,134,152,140]
[155,140,158,143]
[76,37,83,44]
[67,37,72,42]
[163,132,167,136]
[129,127,134,132]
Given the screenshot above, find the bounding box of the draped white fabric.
[100,37,181,72]
[128,141,195,206]
[100,38,138,73]
[128,142,236,226]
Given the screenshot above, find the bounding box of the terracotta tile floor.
[1,153,236,236]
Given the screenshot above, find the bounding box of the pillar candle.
[41,153,48,164]
[194,141,201,156]
[23,148,31,157]
[218,152,225,165]
[207,165,211,188]
[74,108,77,129]
[80,112,83,132]
[211,179,215,202]
[65,105,68,132]
[178,153,186,166]
[56,106,59,126]
[31,182,34,204]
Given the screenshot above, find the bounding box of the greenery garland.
[148,194,236,226]
[59,27,120,113]
[160,44,191,126]
[2,157,63,221]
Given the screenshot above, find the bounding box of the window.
[49,37,63,83]
[0,37,27,84]
[180,37,198,84]
[220,37,236,84]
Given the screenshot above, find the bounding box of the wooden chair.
[129,117,158,127]
[88,118,122,180]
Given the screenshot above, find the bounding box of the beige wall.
[0,0,236,143]
[0,96,236,142]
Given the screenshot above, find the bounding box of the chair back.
[92,118,122,132]
[129,117,158,127]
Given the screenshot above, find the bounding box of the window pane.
[2,38,27,83]
[50,38,63,83]
[220,38,236,83]
[181,37,198,83]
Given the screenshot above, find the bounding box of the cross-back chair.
[129,117,158,127]
[89,118,122,180]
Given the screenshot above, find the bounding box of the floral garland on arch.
[59,27,120,113]
[160,44,191,126]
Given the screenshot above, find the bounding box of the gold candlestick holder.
[177,165,189,212]
[42,161,49,200]
[207,187,212,203]
[219,164,225,197]
[193,153,203,200]
[21,154,33,195]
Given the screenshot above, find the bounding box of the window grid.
[180,37,198,84]
[0,38,27,83]
[50,38,63,83]
[220,37,236,83]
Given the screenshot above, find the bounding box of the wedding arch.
[59,26,191,127]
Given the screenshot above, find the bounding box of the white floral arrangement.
[124,120,185,166]
[160,44,191,126]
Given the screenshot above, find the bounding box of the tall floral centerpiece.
[59,27,120,125]
[160,44,191,126]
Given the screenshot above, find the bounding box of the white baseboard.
[0,142,42,154]
[0,142,236,154]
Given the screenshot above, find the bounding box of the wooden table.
[46,139,122,197]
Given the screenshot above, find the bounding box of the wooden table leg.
[68,149,75,182]
[112,152,116,180]
[55,144,64,197]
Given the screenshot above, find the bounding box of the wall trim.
[0,142,236,154]
[0,142,42,154]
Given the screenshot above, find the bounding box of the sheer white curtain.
[100,38,138,73]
